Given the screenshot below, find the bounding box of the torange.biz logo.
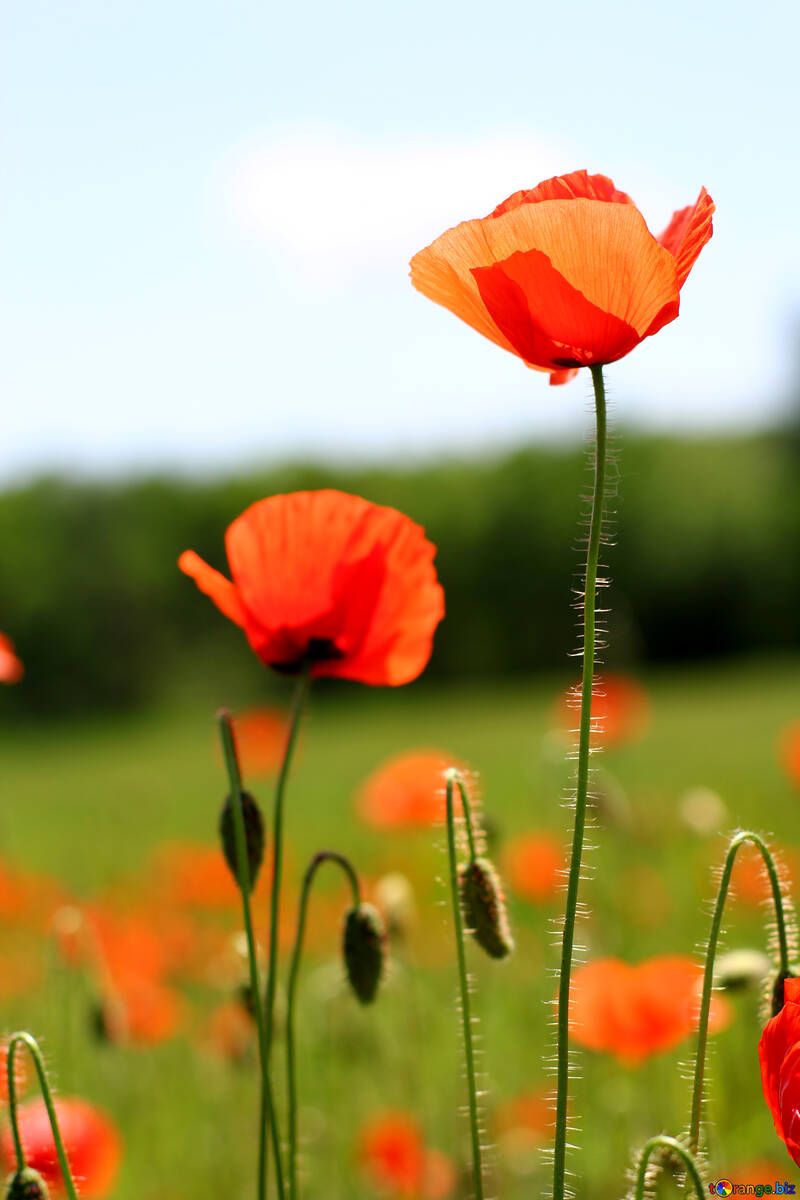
[710,1184,796,1196]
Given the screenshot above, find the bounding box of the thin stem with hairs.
[6,1031,80,1200]
[218,711,285,1200]
[445,767,484,1200]
[286,851,361,1200]
[633,1135,706,1200]
[553,362,608,1200]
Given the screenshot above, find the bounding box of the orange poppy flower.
[0,1097,122,1198]
[555,673,650,748]
[0,633,23,684]
[356,750,470,830]
[358,1112,456,1199]
[568,955,731,1062]
[780,722,800,790]
[179,490,444,685]
[759,978,800,1165]
[504,833,564,903]
[410,169,713,382]
[229,706,289,777]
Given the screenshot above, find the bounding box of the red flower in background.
[780,722,800,790]
[358,1112,455,1199]
[411,169,713,383]
[504,833,564,903]
[179,490,444,686]
[568,956,731,1062]
[356,751,470,830]
[230,706,289,778]
[759,977,800,1165]
[0,633,24,684]
[556,673,650,748]
[0,1097,122,1198]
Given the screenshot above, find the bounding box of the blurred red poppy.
[759,977,800,1165]
[230,706,289,777]
[780,722,800,790]
[0,633,23,684]
[0,1097,122,1198]
[494,1088,554,1148]
[179,490,444,685]
[356,751,470,830]
[411,169,713,383]
[504,833,564,903]
[358,1112,455,1199]
[568,955,731,1062]
[555,673,650,748]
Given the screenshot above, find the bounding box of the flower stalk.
[553,362,608,1200]
[218,711,285,1200]
[445,768,485,1200]
[5,1032,80,1200]
[633,1135,706,1200]
[285,851,362,1200]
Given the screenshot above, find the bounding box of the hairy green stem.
[6,1032,80,1200]
[688,830,793,1161]
[218,711,285,1200]
[445,769,485,1200]
[634,1136,705,1200]
[553,362,608,1200]
[286,852,361,1200]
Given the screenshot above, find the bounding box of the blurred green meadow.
[2,655,800,1198]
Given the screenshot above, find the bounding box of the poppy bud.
[219,791,265,892]
[343,904,387,1004]
[713,948,770,993]
[4,1168,50,1199]
[458,857,514,960]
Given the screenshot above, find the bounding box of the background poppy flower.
[410,169,713,382]
[179,490,444,685]
[356,750,470,830]
[0,1097,122,1197]
[555,673,651,748]
[0,632,24,684]
[504,833,564,903]
[779,722,800,790]
[357,1112,456,1198]
[759,977,800,1165]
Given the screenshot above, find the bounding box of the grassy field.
[2,656,800,1198]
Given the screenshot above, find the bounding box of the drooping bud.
[343,904,387,1004]
[5,1168,51,1200]
[219,791,265,892]
[458,857,514,960]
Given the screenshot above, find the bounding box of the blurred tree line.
[1,430,798,717]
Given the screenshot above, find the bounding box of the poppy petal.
[657,188,715,290]
[490,169,634,217]
[759,985,800,1139]
[177,550,247,627]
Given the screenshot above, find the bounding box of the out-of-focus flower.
[494,1088,553,1153]
[728,844,798,909]
[357,1112,456,1198]
[679,787,728,836]
[356,751,470,830]
[0,1097,122,1198]
[759,977,800,1165]
[714,948,771,992]
[504,834,563,903]
[374,873,417,940]
[780,722,800,790]
[411,169,713,382]
[0,633,24,684]
[179,490,444,685]
[203,1000,256,1063]
[568,955,731,1062]
[150,842,241,910]
[229,706,289,778]
[555,673,650,748]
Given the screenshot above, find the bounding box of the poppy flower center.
[269,635,345,675]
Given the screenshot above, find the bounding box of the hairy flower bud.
[343,904,386,1004]
[459,857,514,960]
[5,1168,50,1200]
[219,791,265,892]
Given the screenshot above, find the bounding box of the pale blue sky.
[2,0,798,478]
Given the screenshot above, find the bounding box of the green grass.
[2,657,800,1198]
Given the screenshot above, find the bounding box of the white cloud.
[221,125,573,288]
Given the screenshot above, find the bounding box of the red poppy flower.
[0,1097,122,1197]
[780,722,800,790]
[179,490,444,685]
[356,750,470,830]
[504,833,564,903]
[568,955,731,1062]
[358,1112,456,1199]
[759,977,800,1165]
[410,169,713,383]
[555,673,650,748]
[229,706,289,777]
[0,633,24,684]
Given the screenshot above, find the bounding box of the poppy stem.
[687,830,795,1165]
[5,1031,80,1200]
[445,768,485,1200]
[553,362,608,1200]
[286,851,361,1200]
[218,711,286,1200]
[633,1135,706,1200]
